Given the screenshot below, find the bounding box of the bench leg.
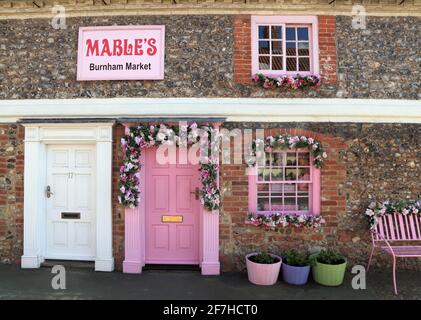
[392,256,398,295]
[367,245,375,272]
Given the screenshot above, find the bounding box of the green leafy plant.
[310,249,346,266]
[283,249,309,267]
[249,252,279,264]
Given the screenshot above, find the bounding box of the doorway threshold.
[143,264,200,272]
[41,260,95,270]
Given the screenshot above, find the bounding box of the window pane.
[284,183,296,197]
[258,26,269,39]
[286,42,296,56]
[298,168,310,181]
[271,152,283,166]
[286,27,296,40]
[259,56,270,70]
[257,183,270,195]
[298,197,309,211]
[271,56,283,70]
[284,197,297,210]
[297,183,309,194]
[299,57,310,71]
[257,198,270,211]
[271,198,283,211]
[297,27,309,41]
[286,152,297,166]
[259,41,270,54]
[298,42,309,56]
[258,168,270,181]
[286,57,297,71]
[271,41,283,55]
[271,168,284,181]
[271,184,283,197]
[271,26,283,39]
[298,153,310,166]
[285,168,297,181]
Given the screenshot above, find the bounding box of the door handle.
[190,187,200,200]
[46,185,54,198]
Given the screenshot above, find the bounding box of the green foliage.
[249,252,279,264]
[310,249,346,266]
[283,249,309,267]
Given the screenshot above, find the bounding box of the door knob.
[190,187,200,200]
[46,185,54,198]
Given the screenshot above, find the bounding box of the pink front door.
[145,148,200,264]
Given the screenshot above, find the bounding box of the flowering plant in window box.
[252,73,321,90]
[365,199,421,229]
[246,212,325,230]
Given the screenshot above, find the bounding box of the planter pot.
[312,259,347,286]
[246,253,282,286]
[282,263,311,285]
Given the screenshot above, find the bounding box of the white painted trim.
[21,123,114,272]
[0,98,420,124]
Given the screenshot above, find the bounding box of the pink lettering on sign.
[77,25,165,81]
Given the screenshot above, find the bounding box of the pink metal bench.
[367,212,421,294]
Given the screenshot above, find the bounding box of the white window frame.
[251,16,319,77]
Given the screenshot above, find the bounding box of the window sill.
[254,71,314,78]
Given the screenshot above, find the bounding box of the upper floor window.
[248,149,321,216]
[251,16,319,76]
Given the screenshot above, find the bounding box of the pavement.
[0,264,420,300]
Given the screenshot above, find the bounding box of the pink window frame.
[248,149,321,216]
[251,16,319,77]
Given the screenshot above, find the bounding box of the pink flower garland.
[119,123,220,211]
[365,200,421,229]
[251,134,327,168]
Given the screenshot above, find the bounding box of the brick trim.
[318,15,337,84]
[233,15,252,84]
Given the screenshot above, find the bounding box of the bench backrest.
[374,213,421,241]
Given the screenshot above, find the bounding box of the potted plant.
[281,249,311,285]
[310,249,347,286]
[246,252,282,286]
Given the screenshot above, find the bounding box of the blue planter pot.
[282,263,311,285]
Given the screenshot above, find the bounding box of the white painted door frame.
[21,123,114,272]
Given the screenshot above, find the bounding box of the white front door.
[45,145,96,260]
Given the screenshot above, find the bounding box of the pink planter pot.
[246,253,282,286]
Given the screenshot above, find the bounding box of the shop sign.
[77,25,165,80]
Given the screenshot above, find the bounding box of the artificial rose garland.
[365,200,421,229]
[251,134,327,168]
[246,212,325,230]
[119,123,220,211]
[252,73,321,90]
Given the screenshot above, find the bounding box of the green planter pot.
[312,259,347,286]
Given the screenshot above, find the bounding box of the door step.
[41,260,95,269]
[143,264,201,272]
